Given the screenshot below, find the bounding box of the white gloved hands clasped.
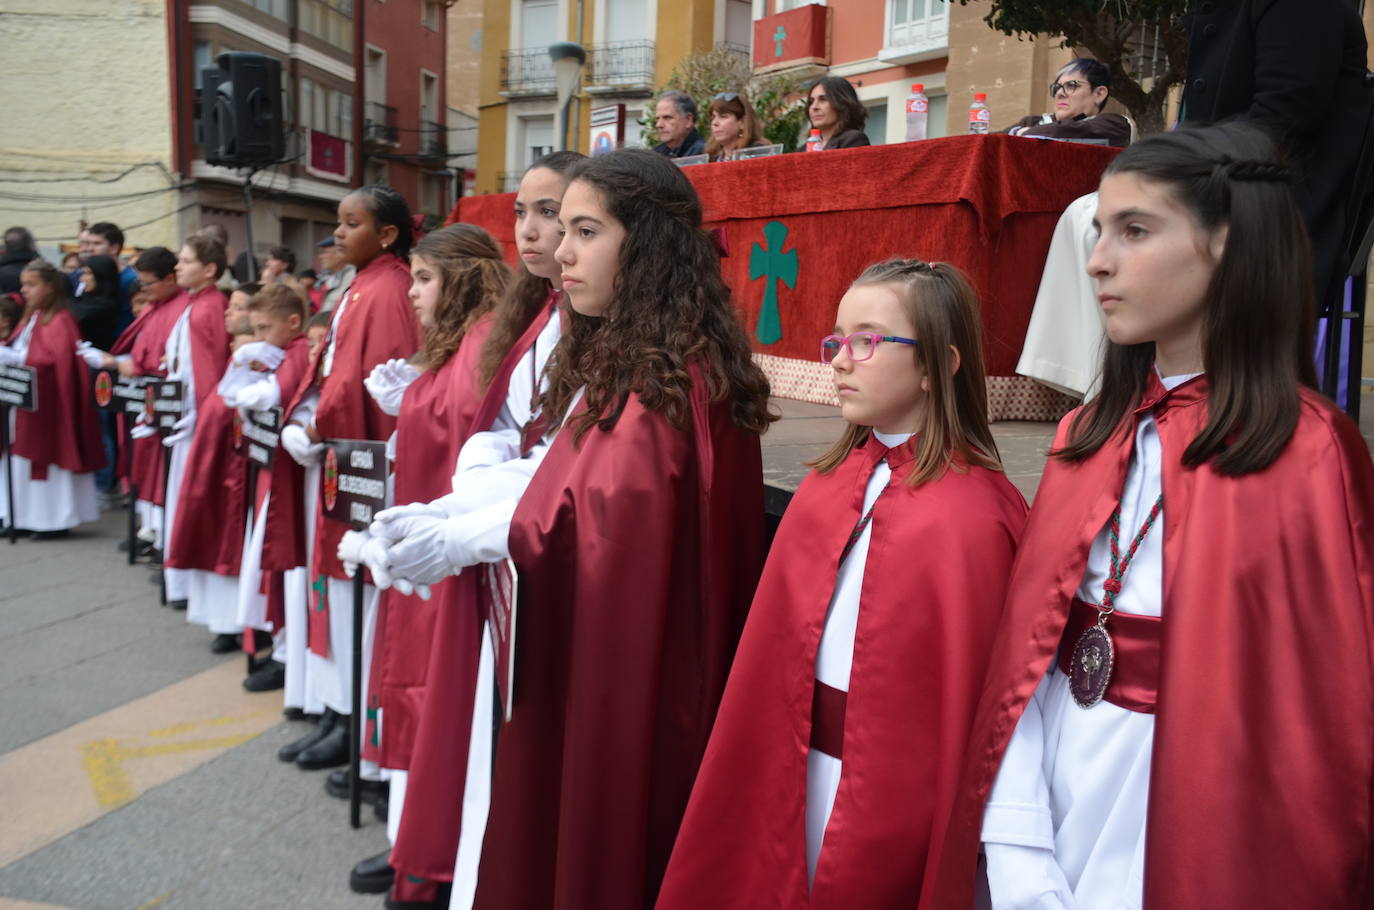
[234,379,280,412]
[232,341,286,372]
[338,528,432,599]
[161,411,195,447]
[75,341,109,370]
[281,423,324,466]
[375,513,466,592]
[364,358,421,417]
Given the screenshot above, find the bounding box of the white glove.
[364,358,421,417]
[232,340,286,371]
[281,424,324,466]
[235,379,280,412]
[130,420,158,440]
[76,342,109,370]
[338,530,391,587]
[0,346,21,366]
[161,411,195,447]
[380,513,464,587]
[369,497,454,542]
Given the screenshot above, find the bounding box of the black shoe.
[210,633,241,654]
[349,850,395,894]
[277,710,336,762]
[374,790,389,823]
[295,724,349,770]
[243,660,285,692]
[2,528,32,538]
[283,707,308,721]
[31,529,70,541]
[385,882,452,910]
[325,768,386,804]
[167,599,187,611]
[147,547,162,565]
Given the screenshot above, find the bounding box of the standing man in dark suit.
[1182,0,1371,316]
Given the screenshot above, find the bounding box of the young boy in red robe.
[928,123,1374,910]
[656,260,1027,909]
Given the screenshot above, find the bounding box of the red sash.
[1056,597,1161,714]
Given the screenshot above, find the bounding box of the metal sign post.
[0,364,39,542]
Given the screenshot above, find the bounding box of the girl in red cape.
[366,149,776,909]
[276,185,419,773]
[338,223,510,902]
[927,123,1374,910]
[0,259,104,536]
[656,259,1027,909]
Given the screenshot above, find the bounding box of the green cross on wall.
[311,574,327,612]
[773,25,787,58]
[749,220,798,346]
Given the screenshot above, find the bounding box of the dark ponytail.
[352,184,415,259]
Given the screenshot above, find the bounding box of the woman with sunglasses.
[706,91,769,161]
[657,258,1027,909]
[1006,58,1133,148]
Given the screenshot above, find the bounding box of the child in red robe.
[657,259,1028,909]
[368,149,776,909]
[277,185,420,772]
[929,123,1374,910]
[0,260,104,536]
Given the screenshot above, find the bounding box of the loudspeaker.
[201,52,285,167]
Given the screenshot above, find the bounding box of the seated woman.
[1005,57,1133,148]
[706,91,769,161]
[807,76,870,150]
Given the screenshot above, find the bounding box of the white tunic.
[805,429,913,885]
[981,372,1197,910]
[0,318,99,532]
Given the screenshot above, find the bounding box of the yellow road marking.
[134,893,173,909]
[0,661,283,868]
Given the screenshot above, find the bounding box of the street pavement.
[0,395,1369,909]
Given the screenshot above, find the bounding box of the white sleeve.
[982,673,1078,910]
[289,387,320,428]
[443,434,550,517]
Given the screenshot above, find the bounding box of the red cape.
[164,385,248,575]
[114,290,191,502]
[259,335,312,573]
[657,437,1027,909]
[389,295,560,884]
[183,286,230,410]
[9,310,105,480]
[928,374,1374,910]
[474,377,766,910]
[363,314,494,770]
[287,254,419,584]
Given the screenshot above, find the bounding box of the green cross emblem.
[366,704,380,747]
[773,25,787,58]
[311,574,327,613]
[749,220,798,346]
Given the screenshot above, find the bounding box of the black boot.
[243,660,285,692]
[295,722,349,770]
[210,633,241,654]
[325,768,387,803]
[277,709,336,762]
[349,849,395,894]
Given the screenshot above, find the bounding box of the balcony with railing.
[420,120,447,159]
[585,41,656,95]
[363,101,398,146]
[500,48,556,97]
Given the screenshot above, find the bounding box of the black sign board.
[321,439,388,530]
[235,407,281,469]
[0,364,37,411]
[146,380,185,436]
[94,370,153,416]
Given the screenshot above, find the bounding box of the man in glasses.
[1005,58,1132,148]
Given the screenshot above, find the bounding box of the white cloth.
[321,289,353,379]
[235,496,270,631]
[282,462,322,715]
[982,372,1197,910]
[805,428,912,885]
[304,577,380,717]
[1016,193,1107,399]
[185,569,242,635]
[161,305,197,601]
[386,768,408,846]
[448,625,495,910]
[0,319,99,532]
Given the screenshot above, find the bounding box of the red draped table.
[447,134,1116,420]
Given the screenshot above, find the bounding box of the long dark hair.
[1055,122,1315,476]
[477,151,585,389]
[82,254,121,300]
[539,149,776,441]
[411,223,511,370]
[352,184,415,259]
[809,76,867,135]
[810,259,1001,485]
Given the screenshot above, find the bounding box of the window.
[520,0,557,49]
[777,0,824,10]
[422,0,442,30]
[298,0,355,51]
[248,0,289,18]
[885,0,948,55]
[520,116,555,170]
[300,76,352,138]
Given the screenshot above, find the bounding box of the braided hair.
[351,185,415,259]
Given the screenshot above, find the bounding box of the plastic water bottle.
[968,92,990,135]
[904,83,929,142]
[806,128,822,152]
